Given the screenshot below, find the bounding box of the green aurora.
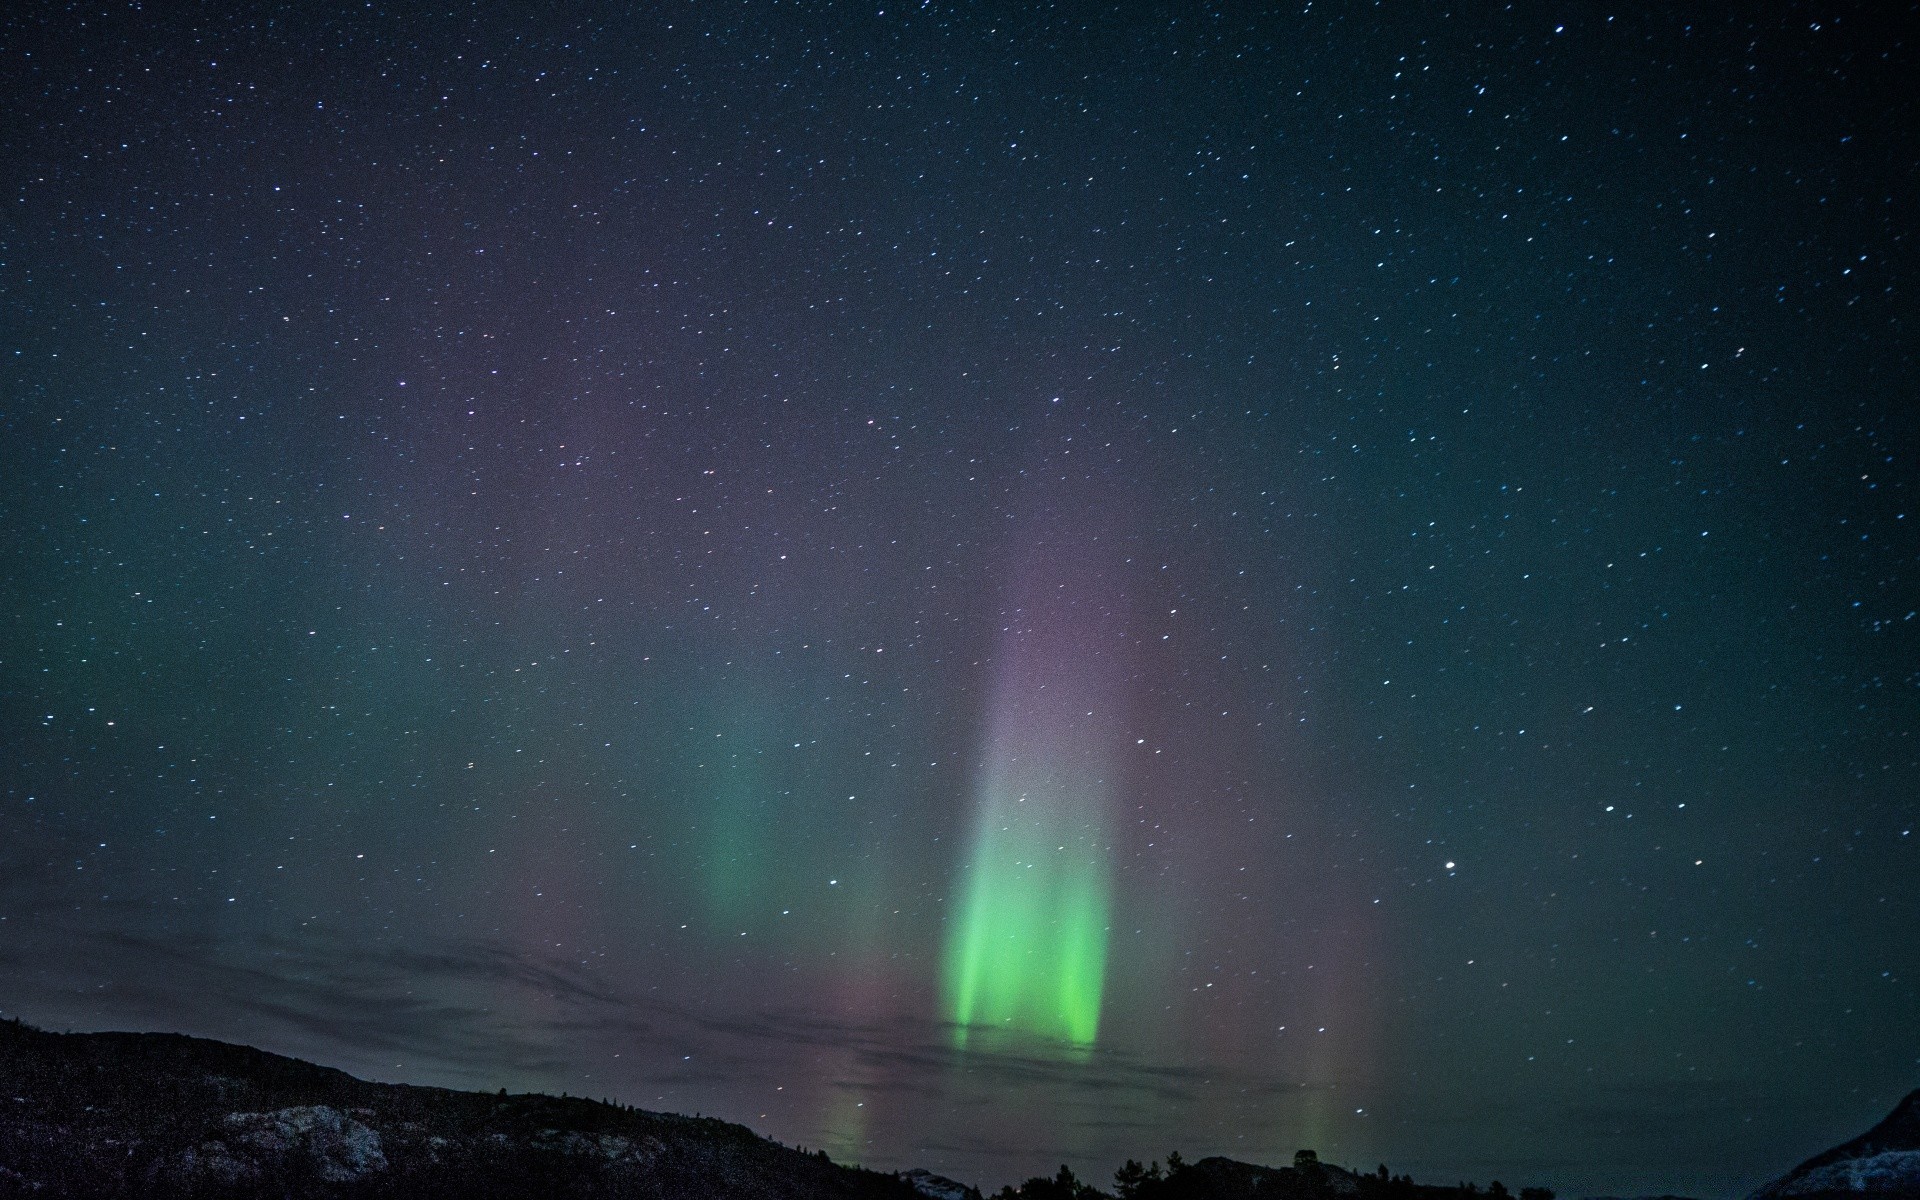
[945,806,1110,1050]
[942,601,1121,1053]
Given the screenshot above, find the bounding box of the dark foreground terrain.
[1,1017,1914,1199]
[1748,1088,1920,1200]
[992,1150,1554,1200]
[0,1017,918,1198]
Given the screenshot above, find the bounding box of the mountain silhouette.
[17,1014,1868,1200]
[0,1016,917,1198]
[1750,1090,1920,1200]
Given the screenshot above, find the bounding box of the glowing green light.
[700,762,763,921]
[945,764,1111,1051]
[818,1086,867,1166]
[940,550,1122,1054]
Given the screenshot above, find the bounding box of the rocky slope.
[0,1017,918,1198]
[1750,1090,1920,1200]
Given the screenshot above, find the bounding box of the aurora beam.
[944,547,1126,1053]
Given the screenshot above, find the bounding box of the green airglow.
[818,1086,867,1166]
[694,701,774,927]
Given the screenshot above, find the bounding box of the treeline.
[992,1148,1557,1200]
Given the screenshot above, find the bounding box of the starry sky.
[2,3,1916,1197]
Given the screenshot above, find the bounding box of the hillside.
[0,1017,918,1198]
[1749,1090,1920,1200]
[12,1016,1899,1200]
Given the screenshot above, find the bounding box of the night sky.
[3,3,1917,1197]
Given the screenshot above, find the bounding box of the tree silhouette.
[1114,1159,1164,1198]
[995,1162,1109,1200]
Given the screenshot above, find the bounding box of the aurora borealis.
[946,536,1123,1051]
[2,3,1917,1198]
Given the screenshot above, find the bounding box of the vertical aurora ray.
[944,539,1127,1053]
[947,754,1111,1048]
